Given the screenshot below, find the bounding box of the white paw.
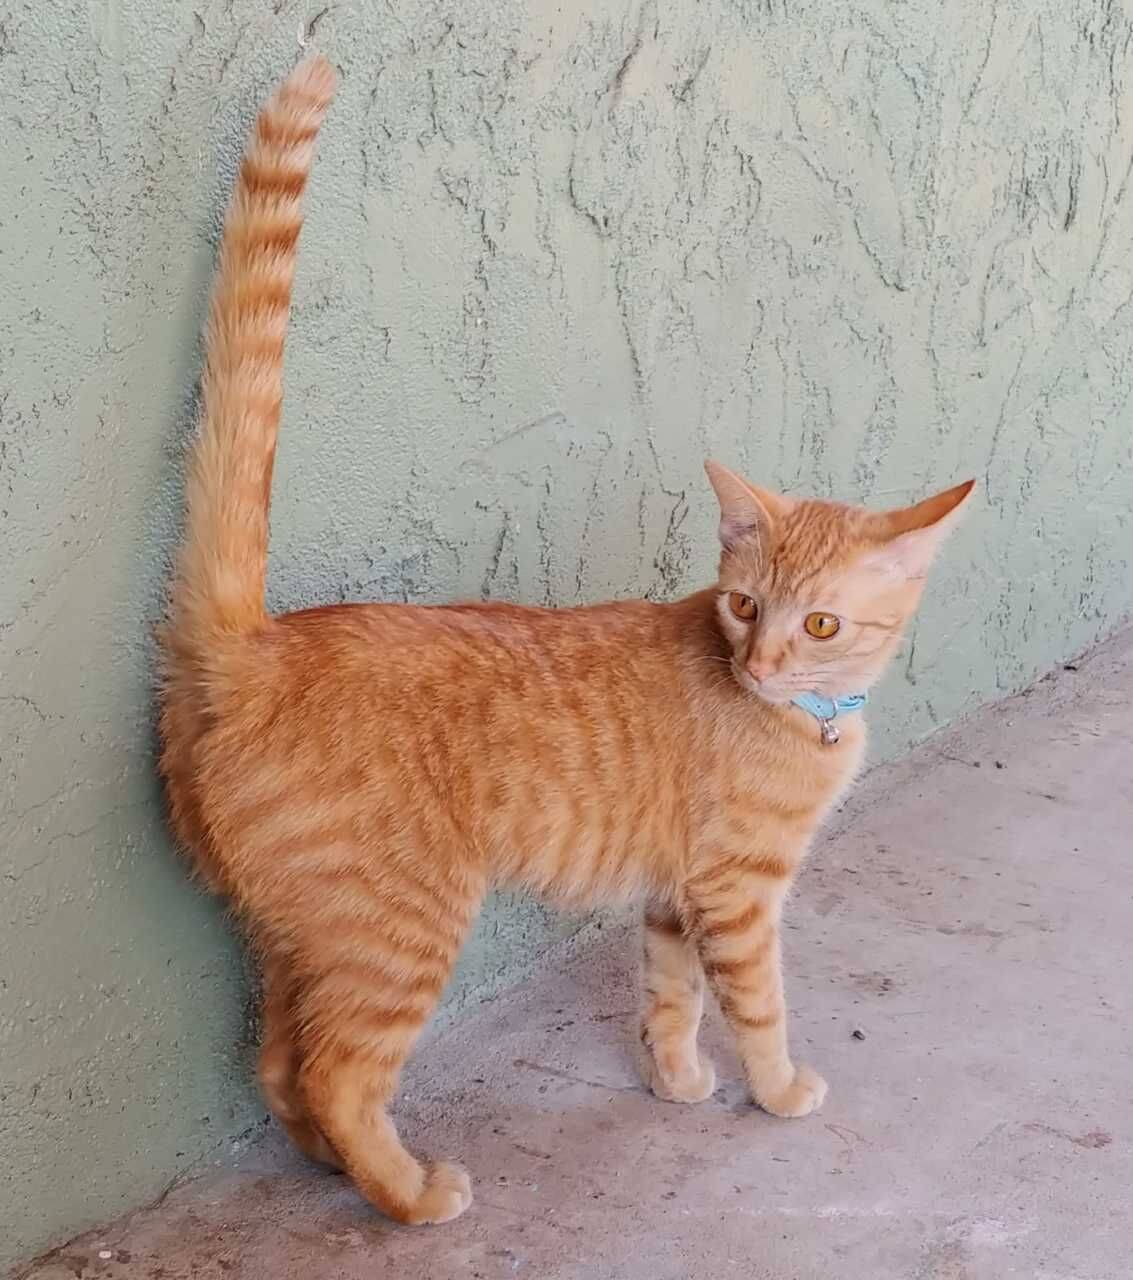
[756,1063,828,1118]
[639,1041,717,1104]
[406,1161,473,1225]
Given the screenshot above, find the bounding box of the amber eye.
[804,612,841,639]
[728,592,758,621]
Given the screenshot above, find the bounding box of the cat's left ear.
[865,479,976,579]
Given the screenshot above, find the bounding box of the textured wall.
[3,0,1133,1265]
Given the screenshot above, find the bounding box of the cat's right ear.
[704,460,788,551]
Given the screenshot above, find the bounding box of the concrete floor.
[15,632,1133,1280]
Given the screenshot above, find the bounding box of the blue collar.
[791,691,868,744]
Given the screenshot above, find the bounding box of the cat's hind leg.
[256,953,342,1168]
[294,865,483,1225]
[637,903,716,1103]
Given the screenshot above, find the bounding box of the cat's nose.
[746,657,779,681]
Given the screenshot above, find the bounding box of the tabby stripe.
[317,930,451,985]
[282,865,465,954]
[240,158,309,199]
[225,277,293,313]
[292,856,465,934]
[645,998,687,1019]
[256,115,321,146]
[704,946,775,982]
[372,890,467,951]
[304,962,444,1005]
[343,1009,432,1041]
[687,854,791,895]
[644,913,685,937]
[717,989,784,1024]
[731,1010,783,1031]
[702,898,766,937]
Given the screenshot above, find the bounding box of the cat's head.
[705,461,974,703]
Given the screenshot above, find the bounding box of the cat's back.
[270,595,679,703]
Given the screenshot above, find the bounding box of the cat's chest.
[729,717,867,815]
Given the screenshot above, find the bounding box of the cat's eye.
[728,592,758,621]
[804,612,840,639]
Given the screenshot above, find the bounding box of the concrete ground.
[14,632,1133,1280]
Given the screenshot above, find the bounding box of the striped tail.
[168,56,337,661]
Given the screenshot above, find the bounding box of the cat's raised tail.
[169,56,337,660]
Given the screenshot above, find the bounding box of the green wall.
[2,0,1132,1265]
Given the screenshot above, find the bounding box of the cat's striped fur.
[159,57,974,1225]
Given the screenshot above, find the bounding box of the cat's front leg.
[686,858,827,1118]
[638,904,716,1103]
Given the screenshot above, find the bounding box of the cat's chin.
[753,688,794,706]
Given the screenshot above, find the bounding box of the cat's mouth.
[729,660,794,704]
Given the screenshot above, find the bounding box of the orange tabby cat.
[159,56,974,1226]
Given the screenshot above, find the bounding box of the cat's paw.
[638,1041,717,1104]
[405,1161,473,1225]
[755,1063,828,1118]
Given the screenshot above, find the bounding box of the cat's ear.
[865,479,976,579]
[704,460,791,551]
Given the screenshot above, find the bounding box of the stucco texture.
[2,0,1132,1266]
